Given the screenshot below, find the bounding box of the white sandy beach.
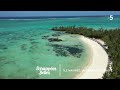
[75,35,108,79]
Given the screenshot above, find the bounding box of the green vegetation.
[51,26,120,79]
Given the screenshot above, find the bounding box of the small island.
[51,26,120,79]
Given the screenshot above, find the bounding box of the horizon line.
[0,15,120,18]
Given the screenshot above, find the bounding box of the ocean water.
[0,16,120,79]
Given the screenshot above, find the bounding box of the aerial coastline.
[51,26,120,79]
[0,12,120,79]
[75,35,108,79]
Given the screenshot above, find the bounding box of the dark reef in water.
[0,44,8,50]
[52,33,61,37]
[29,44,39,53]
[66,47,82,58]
[41,35,49,39]
[21,44,27,50]
[50,44,83,58]
[47,49,50,51]
[52,44,69,57]
[48,38,62,42]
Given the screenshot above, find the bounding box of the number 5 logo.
[110,15,113,20]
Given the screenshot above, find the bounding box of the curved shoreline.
[75,35,108,79]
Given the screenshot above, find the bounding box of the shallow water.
[0,16,120,79]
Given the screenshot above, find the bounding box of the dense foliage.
[51,26,120,79]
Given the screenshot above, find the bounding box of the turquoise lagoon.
[0,16,120,79]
